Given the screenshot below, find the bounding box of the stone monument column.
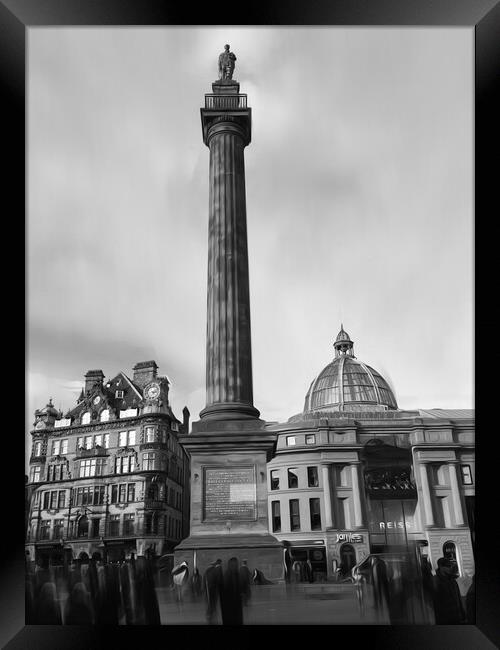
[199,76,259,421]
[175,52,283,580]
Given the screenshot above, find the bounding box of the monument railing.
[204,94,247,110]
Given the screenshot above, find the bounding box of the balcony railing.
[75,446,109,458]
[204,94,247,110]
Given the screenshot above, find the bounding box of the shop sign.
[379,520,413,529]
[335,533,363,543]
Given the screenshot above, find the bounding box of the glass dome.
[303,327,398,413]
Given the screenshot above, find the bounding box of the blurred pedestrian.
[304,559,314,583]
[465,574,475,624]
[239,560,252,606]
[432,557,465,624]
[171,560,189,606]
[203,559,223,624]
[190,567,202,601]
[252,567,274,585]
[221,557,243,625]
[64,581,93,625]
[291,560,302,584]
[35,581,62,624]
[135,557,161,624]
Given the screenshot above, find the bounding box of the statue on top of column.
[218,44,237,80]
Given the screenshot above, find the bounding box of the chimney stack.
[133,360,158,387]
[84,370,105,395]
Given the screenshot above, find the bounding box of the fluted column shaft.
[448,462,465,526]
[322,465,333,528]
[201,120,258,420]
[351,463,364,528]
[419,463,435,527]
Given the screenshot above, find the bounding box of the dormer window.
[81,412,91,425]
[115,390,124,399]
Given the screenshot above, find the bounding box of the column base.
[199,401,260,421]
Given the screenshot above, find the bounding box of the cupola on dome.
[303,326,398,414]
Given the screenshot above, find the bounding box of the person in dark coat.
[465,574,475,624]
[190,568,202,601]
[203,559,223,624]
[239,560,252,606]
[432,557,465,624]
[220,557,244,625]
[35,581,62,624]
[64,581,93,625]
[135,557,161,624]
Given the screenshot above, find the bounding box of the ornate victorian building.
[26,361,190,565]
[265,327,475,581]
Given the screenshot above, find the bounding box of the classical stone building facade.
[26,361,190,565]
[265,327,475,581]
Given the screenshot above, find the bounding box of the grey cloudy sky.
[27,27,473,465]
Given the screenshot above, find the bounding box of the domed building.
[265,326,475,587]
[303,326,397,414]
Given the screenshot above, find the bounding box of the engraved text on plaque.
[204,466,257,521]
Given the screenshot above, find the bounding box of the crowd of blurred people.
[26,555,161,625]
[351,552,475,625]
[25,550,475,626]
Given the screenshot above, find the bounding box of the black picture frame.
[4,0,497,647]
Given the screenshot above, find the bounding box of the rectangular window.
[128,430,136,446]
[307,466,319,488]
[40,520,51,540]
[33,491,40,507]
[123,513,135,535]
[85,436,93,450]
[109,514,120,536]
[115,390,124,399]
[53,519,64,539]
[104,433,110,449]
[77,437,84,450]
[310,498,321,530]
[305,434,316,445]
[271,500,281,532]
[94,434,102,448]
[145,426,155,443]
[47,466,54,482]
[50,491,58,509]
[461,464,473,485]
[286,436,296,447]
[80,459,91,478]
[289,499,301,531]
[30,466,41,483]
[91,519,100,538]
[34,441,42,456]
[43,492,50,509]
[143,452,156,471]
[58,491,66,508]
[60,439,68,455]
[119,431,128,447]
[122,456,130,474]
[119,484,127,503]
[52,440,61,455]
[127,483,136,503]
[111,485,118,504]
[271,469,280,490]
[288,468,299,489]
[93,486,105,505]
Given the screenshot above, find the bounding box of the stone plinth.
[175,419,284,580]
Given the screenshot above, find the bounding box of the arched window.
[77,515,89,538]
[443,541,457,561]
[339,543,356,576]
[100,409,109,422]
[81,412,91,425]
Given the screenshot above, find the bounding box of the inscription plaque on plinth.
[203,466,257,521]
